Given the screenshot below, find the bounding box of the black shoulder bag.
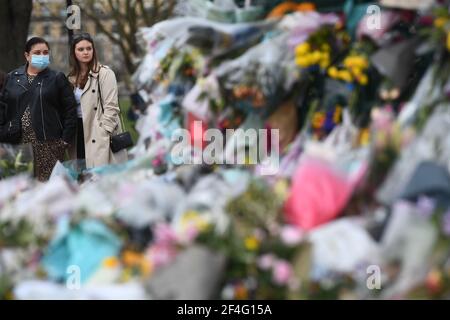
[97,76,133,153]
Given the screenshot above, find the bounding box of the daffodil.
[244,236,260,251]
[295,56,310,67]
[351,66,363,78]
[358,74,369,86]
[295,42,311,56]
[328,66,339,78]
[447,32,450,52]
[103,256,119,268]
[434,17,448,29]
[181,210,210,232]
[311,51,322,64]
[333,106,343,123]
[359,128,370,146]
[338,70,353,83]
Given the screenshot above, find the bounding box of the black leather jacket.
[0,65,77,143]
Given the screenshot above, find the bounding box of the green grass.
[119,97,140,145]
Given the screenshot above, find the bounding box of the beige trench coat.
[69,65,127,168]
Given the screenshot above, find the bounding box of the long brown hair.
[68,33,99,89]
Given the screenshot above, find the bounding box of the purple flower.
[442,210,450,236]
[416,196,436,218]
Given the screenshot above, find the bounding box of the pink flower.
[257,254,276,270]
[147,244,177,269]
[153,223,178,246]
[152,158,162,167]
[180,224,200,244]
[280,225,304,246]
[272,260,293,286]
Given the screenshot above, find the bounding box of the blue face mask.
[30,55,50,70]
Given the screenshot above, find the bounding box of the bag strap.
[96,69,127,132]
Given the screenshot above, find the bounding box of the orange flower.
[122,250,143,267]
[297,3,316,11]
[103,256,119,268]
[312,112,325,129]
[234,284,249,300]
[267,2,316,19]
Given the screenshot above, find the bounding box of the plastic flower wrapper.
[0,143,33,179]
[378,200,439,298]
[171,172,248,238]
[182,74,223,121]
[1,176,77,248]
[284,157,355,231]
[114,179,185,229]
[380,0,435,11]
[281,11,341,49]
[397,65,442,128]
[356,9,403,46]
[214,33,293,118]
[12,279,147,300]
[176,0,270,23]
[0,174,31,208]
[371,37,422,92]
[145,244,227,300]
[377,102,450,206]
[185,19,275,57]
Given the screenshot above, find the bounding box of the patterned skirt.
[21,107,66,182]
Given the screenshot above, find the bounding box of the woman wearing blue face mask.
[0,37,77,181]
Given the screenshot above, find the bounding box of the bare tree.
[78,0,176,87]
[0,0,33,72]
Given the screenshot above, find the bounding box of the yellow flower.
[434,17,448,29]
[244,236,260,251]
[274,179,289,200]
[338,70,353,83]
[103,256,119,268]
[319,52,330,69]
[140,260,153,277]
[320,60,330,70]
[345,55,368,69]
[328,66,339,78]
[357,74,369,86]
[447,32,450,52]
[344,56,355,68]
[351,66,363,78]
[181,210,210,232]
[295,56,310,68]
[295,42,311,56]
[123,251,143,267]
[359,128,370,146]
[333,106,343,123]
[355,56,369,69]
[311,51,322,64]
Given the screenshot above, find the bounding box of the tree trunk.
[0,0,33,73]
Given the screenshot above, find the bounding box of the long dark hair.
[68,33,99,88]
[25,37,50,53]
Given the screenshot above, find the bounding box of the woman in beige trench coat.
[68,33,127,168]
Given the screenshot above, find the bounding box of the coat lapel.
[81,68,100,96]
